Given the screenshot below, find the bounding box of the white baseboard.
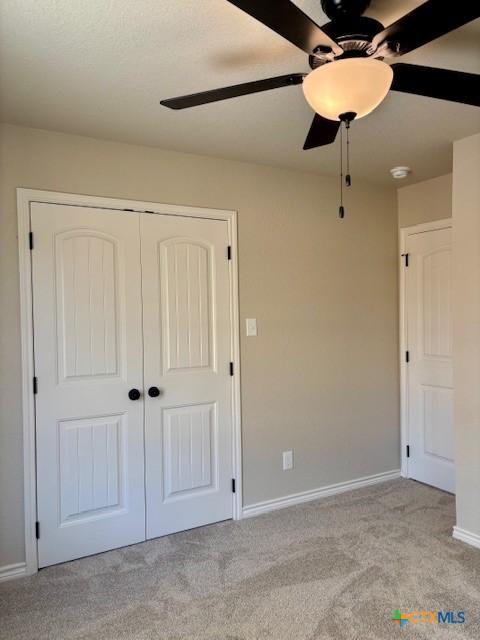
[242,469,401,519]
[0,562,27,583]
[453,526,480,550]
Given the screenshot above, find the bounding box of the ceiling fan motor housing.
[312,0,383,68]
[310,15,384,68]
[320,0,371,20]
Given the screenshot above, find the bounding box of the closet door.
[405,225,454,493]
[141,213,233,538]
[32,203,146,567]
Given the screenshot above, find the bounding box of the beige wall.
[398,174,452,228]
[0,123,400,567]
[453,133,480,538]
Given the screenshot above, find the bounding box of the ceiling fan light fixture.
[302,58,394,121]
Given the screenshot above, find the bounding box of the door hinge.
[231,478,236,493]
[227,245,232,260]
[33,376,38,394]
[35,521,40,539]
[401,252,409,267]
[406,445,410,459]
[29,231,34,250]
[405,350,410,363]
[229,362,234,376]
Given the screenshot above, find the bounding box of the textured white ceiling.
[1,0,479,185]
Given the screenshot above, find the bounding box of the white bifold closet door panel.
[141,214,233,538]
[32,203,146,568]
[406,226,454,493]
[33,202,234,567]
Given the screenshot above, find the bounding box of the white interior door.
[141,213,234,538]
[406,225,454,493]
[32,203,146,567]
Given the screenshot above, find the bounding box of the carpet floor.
[1,478,480,639]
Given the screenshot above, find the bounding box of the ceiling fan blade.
[161,73,304,109]
[391,64,480,107]
[226,0,342,56]
[372,1,480,56]
[303,114,340,150]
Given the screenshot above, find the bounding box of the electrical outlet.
[282,450,293,471]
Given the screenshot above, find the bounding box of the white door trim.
[17,188,242,577]
[399,218,452,480]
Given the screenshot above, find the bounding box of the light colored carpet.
[1,478,480,639]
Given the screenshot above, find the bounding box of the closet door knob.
[128,388,141,401]
[148,386,161,398]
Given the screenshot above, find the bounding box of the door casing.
[399,218,453,481]
[17,188,242,576]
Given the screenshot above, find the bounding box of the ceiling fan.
[161,0,480,150]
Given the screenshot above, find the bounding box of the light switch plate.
[246,318,257,337]
[283,450,293,471]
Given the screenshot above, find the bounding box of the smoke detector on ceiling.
[390,166,411,179]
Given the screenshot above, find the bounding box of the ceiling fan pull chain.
[345,121,352,188]
[339,122,345,220]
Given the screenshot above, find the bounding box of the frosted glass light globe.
[302,58,393,121]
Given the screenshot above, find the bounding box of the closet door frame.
[17,188,242,578]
